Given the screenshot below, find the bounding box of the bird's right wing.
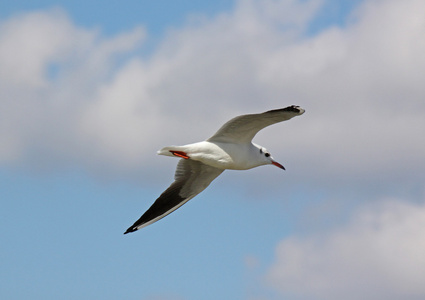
[124,159,224,233]
[208,105,305,143]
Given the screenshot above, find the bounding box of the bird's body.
[158,141,268,170]
[124,105,305,234]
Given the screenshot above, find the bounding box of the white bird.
[124,105,305,234]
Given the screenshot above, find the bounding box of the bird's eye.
[265,153,270,157]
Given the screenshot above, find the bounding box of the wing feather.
[207,105,305,143]
[124,159,224,233]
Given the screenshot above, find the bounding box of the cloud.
[265,199,425,300]
[0,0,424,190]
[0,9,146,170]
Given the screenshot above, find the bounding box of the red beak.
[272,160,285,170]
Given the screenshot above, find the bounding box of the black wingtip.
[123,227,137,235]
[266,105,304,114]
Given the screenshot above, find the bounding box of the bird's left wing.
[208,105,305,143]
[124,159,224,233]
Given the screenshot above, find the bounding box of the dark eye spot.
[265,153,270,157]
[259,148,263,154]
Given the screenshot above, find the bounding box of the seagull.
[124,105,305,234]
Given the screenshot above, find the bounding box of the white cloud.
[265,199,425,300]
[0,9,146,170]
[0,0,424,189]
[256,0,425,185]
[0,9,75,88]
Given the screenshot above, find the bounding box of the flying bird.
[124,105,305,234]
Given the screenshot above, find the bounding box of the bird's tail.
[157,146,187,157]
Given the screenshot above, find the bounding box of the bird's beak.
[272,160,285,170]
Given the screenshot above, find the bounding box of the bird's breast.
[187,142,232,169]
[191,141,257,170]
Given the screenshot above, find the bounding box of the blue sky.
[1,0,235,36]
[1,1,425,299]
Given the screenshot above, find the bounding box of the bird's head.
[254,144,285,170]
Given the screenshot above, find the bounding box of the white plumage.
[124,105,305,234]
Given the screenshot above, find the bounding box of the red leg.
[170,150,190,159]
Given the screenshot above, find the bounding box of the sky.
[1,0,425,299]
